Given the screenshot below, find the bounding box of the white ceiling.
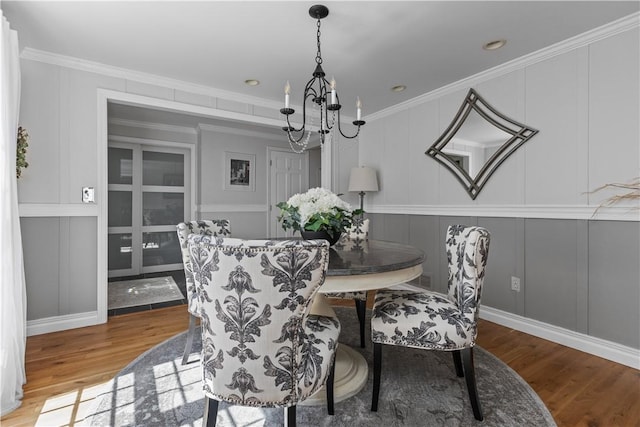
[3,1,639,120]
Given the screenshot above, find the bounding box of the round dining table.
[302,238,425,406]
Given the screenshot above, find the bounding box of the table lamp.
[348,166,379,211]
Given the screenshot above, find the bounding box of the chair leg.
[203,397,219,427]
[326,356,336,415]
[452,350,464,377]
[461,347,483,421]
[371,342,382,411]
[355,298,367,348]
[284,405,296,427]
[182,313,197,365]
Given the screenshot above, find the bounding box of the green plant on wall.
[16,126,29,179]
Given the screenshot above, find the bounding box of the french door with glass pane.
[108,143,190,278]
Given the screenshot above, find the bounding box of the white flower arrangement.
[276,187,362,237]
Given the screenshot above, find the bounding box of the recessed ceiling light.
[244,79,260,86]
[391,85,406,93]
[483,39,506,51]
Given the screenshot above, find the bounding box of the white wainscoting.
[367,204,639,222]
[19,203,98,217]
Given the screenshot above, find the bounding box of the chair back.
[445,225,490,326]
[176,220,231,315]
[188,237,334,407]
[347,217,369,240]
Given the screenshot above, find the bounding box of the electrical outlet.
[511,276,521,292]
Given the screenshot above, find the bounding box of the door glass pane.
[143,151,184,186]
[108,234,132,270]
[108,191,132,227]
[108,148,133,184]
[142,192,184,226]
[142,231,181,266]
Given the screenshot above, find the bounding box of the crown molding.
[367,12,640,122]
[109,117,197,135]
[197,123,283,141]
[198,204,268,213]
[20,47,283,110]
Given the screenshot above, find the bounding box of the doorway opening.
[107,141,191,315]
[97,90,330,324]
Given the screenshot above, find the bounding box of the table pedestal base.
[300,344,368,406]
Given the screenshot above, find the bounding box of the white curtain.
[0,10,26,416]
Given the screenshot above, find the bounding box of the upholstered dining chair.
[176,219,231,365]
[326,218,370,348]
[370,225,490,421]
[188,236,340,426]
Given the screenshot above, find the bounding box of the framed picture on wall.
[224,152,255,191]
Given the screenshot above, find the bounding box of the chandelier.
[280,4,365,153]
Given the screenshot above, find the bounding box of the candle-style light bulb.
[284,81,290,108]
[356,97,362,120]
[330,77,337,104]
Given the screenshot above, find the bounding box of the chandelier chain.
[315,19,323,65]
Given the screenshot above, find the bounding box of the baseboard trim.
[481,306,640,369]
[27,311,101,336]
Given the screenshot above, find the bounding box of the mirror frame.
[426,88,539,199]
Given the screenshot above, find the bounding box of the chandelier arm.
[286,130,307,145]
[334,106,364,139]
[304,75,318,94]
[320,76,330,99]
[284,115,305,141]
[285,83,317,133]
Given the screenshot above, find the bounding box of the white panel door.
[269,149,309,238]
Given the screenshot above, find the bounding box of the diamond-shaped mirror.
[426,88,538,199]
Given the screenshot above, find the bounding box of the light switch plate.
[82,187,95,203]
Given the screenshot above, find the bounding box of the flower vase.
[300,230,342,246]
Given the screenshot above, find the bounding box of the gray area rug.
[108,276,184,310]
[84,307,556,426]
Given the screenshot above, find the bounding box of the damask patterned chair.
[176,219,231,365]
[370,225,490,421]
[327,218,370,348]
[188,236,340,426]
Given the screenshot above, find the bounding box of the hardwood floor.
[2,302,638,427]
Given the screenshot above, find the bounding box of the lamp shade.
[348,167,379,192]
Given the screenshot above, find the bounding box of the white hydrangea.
[286,187,353,227]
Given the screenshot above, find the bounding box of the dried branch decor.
[589,177,640,215]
